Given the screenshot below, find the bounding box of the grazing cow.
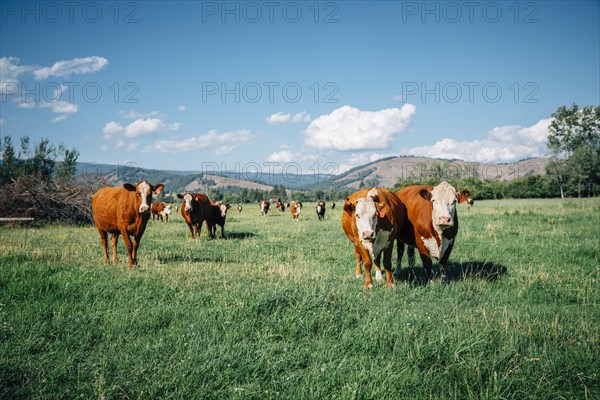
[316,201,326,220]
[395,181,467,282]
[274,201,286,212]
[91,180,164,269]
[457,189,474,210]
[342,188,404,288]
[330,201,336,210]
[237,204,243,213]
[177,192,212,239]
[260,200,270,216]
[290,201,302,221]
[151,201,172,222]
[207,203,228,238]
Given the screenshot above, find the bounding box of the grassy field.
[1,198,599,399]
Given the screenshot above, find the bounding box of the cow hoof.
[375,270,383,281]
[355,274,363,279]
[365,283,373,289]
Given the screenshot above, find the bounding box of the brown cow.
[290,200,302,221]
[207,203,229,238]
[316,201,326,220]
[260,200,270,216]
[91,180,164,269]
[395,181,467,282]
[237,204,243,213]
[457,189,474,210]
[151,201,171,222]
[330,201,336,210]
[342,187,404,288]
[177,192,212,239]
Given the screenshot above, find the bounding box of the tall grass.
[1,199,599,399]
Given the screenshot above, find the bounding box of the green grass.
[1,199,599,399]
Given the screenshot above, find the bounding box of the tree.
[0,136,17,186]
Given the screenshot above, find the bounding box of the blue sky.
[1,1,599,176]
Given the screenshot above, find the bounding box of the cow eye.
[356,214,360,219]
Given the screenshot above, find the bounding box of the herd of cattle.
[90,180,472,287]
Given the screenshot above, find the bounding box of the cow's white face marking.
[355,197,378,246]
[219,204,228,218]
[183,193,193,211]
[138,181,151,213]
[430,182,457,230]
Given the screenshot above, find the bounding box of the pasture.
[1,198,599,399]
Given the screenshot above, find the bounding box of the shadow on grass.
[224,232,255,240]
[394,261,508,286]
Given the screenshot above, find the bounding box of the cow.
[342,187,404,288]
[316,201,326,220]
[91,180,164,269]
[274,201,286,212]
[237,204,243,213]
[260,200,270,216]
[395,181,467,282]
[207,202,229,238]
[177,192,212,239]
[457,189,474,210]
[290,200,302,221]
[330,201,336,210]
[151,201,171,222]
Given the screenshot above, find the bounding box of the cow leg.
[220,224,225,239]
[97,229,109,264]
[186,222,195,238]
[165,215,168,223]
[354,245,363,278]
[407,246,416,268]
[383,245,394,288]
[120,230,135,269]
[111,234,119,263]
[374,253,384,282]
[363,256,374,289]
[394,239,405,279]
[420,254,434,282]
[439,242,454,284]
[192,223,198,239]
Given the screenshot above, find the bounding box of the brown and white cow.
[395,181,467,282]
[91,181,164,269]
[237,204,243,213]
[330,201,336,210]
[260,200,270,216]
[316,201,326,220]
[457,189,474,210]
[342,187,404,288]
[177,192,212,239]
[290,200,302,221]
[151,201,171,222]
[207,202,229,238]
[274,201,286,212]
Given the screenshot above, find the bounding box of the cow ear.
[194,195,201,201]
[153,184,164,195]
[176,193,184,199]
[419,189,432,201]
[343,200,355,214]
[123,183,136,192]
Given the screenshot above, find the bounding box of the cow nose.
[139,205,149,213]
[185,205,191,211]
[437,216,452,226]
[362,231,375,241]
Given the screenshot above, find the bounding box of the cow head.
[457,189,473,206]
[219,204,228,218]
[124,181,164,214]
[345,188,389,252]
[177,193,201,212]
[163,204,172,215]
[419,181,458,230]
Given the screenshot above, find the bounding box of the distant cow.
[342,188,404,288]
[260,200,270,216]
[91,180,164,269]
[151,202,171,222]
[330,201,336,210]
[457,189,474,210]
[207,203,229,238]
[274,201,286,212]
[290,200,302,221]
[177,192,212,239]
[316,201,326,220]
[395,181,467,282]
[237,204,243,213]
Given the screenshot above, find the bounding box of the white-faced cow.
[290,201,302,221]
[177,192,212,239]
[342,188,404,288]
[91,181,164,269]
[316,201,326,220]
[457,189,474,210]
[151,201,172,222]
[237,204,243,213]
[207,202,229,238]
[260,200,270,216]
[395,181,468,282]
[330,201,336,210]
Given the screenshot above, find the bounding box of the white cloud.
[267,111,311,125]
[141,129,254,154]
[0,57,35,94]
[178,105,186,112]
[404,118,552,162]
[265,149,318,163]
[305,104,416,151]
[50,115,67,124]
[102,118,181,139]
[33,56,108,80]
[118,110,160,120]
[40,100,78,113]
